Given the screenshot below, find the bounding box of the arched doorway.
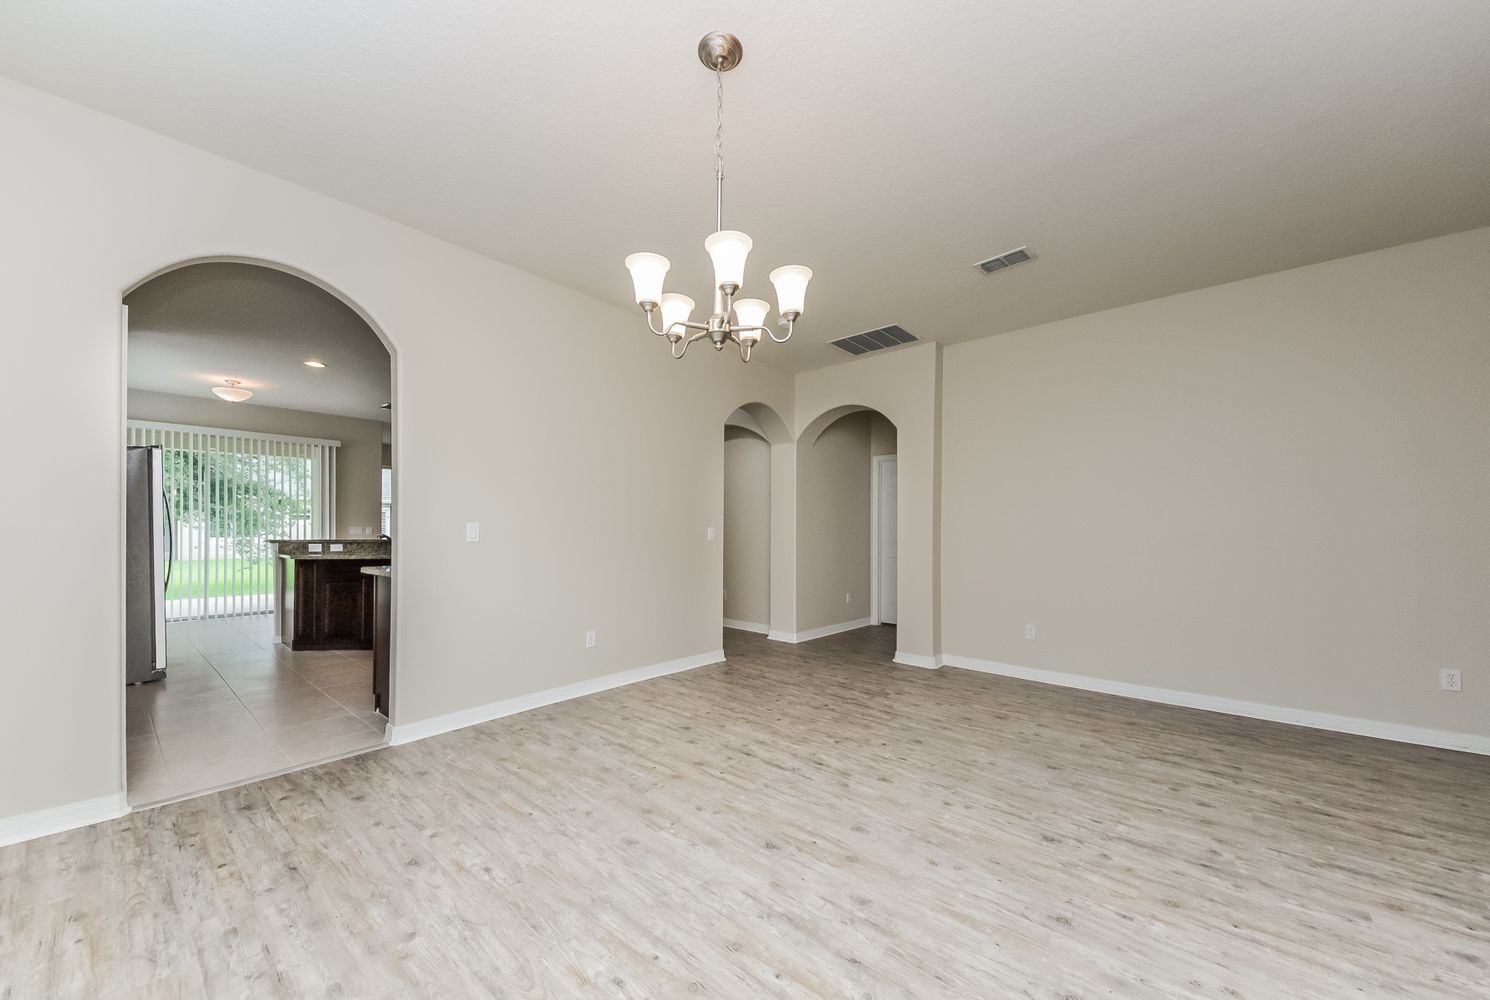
[794,407,898,649]
[721,403,791,641]
[120,258,399,807]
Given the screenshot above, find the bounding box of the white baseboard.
[0,792,129,848]
[893,651,944,669]
[767,618,873,644]
[390,649,725,746]
[942,653,1490,757]
[723,618,770,634]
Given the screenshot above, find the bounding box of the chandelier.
[624,32,812,363]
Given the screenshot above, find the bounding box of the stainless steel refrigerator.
[125,445,171,684]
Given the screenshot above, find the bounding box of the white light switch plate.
[465,522,480,542]
[707,526,716,541]
[585,630,597,648]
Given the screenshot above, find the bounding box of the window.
[127,420,339,620]
[381,467,393,537]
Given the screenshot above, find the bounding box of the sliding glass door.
[126,421,338,621]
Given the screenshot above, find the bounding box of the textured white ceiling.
[126,263,392,421]
[6,1,1488,372]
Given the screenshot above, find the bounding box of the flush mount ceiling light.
[624,32,812,363]
[303,359,327,368]
[211,379,252,402]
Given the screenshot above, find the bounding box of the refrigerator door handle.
[162,486,174,591]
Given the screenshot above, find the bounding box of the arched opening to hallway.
[794,406,898,650]
[122,259,397,807]
[721,403,791,640]
[723,414,772,634]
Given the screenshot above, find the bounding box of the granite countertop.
[270,539,391,560]
[359,565,392,578]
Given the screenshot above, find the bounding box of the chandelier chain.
[715,65,725,231]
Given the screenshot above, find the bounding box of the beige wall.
[127,389,386,534]
[723,428,772,629]
[870,412,898,457]
[796,412,874,631]
[941,227,1490,741]
[0,77,792,824]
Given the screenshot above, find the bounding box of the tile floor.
[126,614,386,805]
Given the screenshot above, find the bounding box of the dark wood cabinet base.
[276,556,390,650]
[372,572,391,715]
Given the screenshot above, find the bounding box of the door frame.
[118,257,400,808]
[870,454,897,627]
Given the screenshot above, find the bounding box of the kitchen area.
[124,527,393,806]
[273,537,393,715]
[122,260,396,807]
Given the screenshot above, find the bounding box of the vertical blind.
[126,420,339,621]
[380,466,393,537]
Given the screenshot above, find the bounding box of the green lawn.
[165,559,276,600]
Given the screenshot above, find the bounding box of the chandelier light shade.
[624,32,812,363]
[623,252,670,306]
[703,230,752,290]
[769,265,813,317]
[211,379,252,402]
[732,298,770,333]
[659,293,696,336]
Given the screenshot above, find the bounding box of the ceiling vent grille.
[975,246,1034,274]
[830,325,918,357]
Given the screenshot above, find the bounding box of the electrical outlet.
[1441,669,1462,692]
[1025,624,1037,640]
[585,630,597,649]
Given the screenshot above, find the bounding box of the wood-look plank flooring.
[3,626,1488,998]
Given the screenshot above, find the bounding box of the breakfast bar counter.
[270,539,391,651]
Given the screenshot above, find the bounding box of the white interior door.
[877,458,897,625]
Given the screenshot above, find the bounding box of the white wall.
[940,227,1490,743]
[0,78,792,824]
[723,428,772,629]
[127,389,386,533]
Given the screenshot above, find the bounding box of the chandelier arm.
[645,310,712,338]
[766,317,796,344]
[672,329,711,360]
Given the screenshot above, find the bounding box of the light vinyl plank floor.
[4,626,1487,998]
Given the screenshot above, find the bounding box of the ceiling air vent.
[975,246,1034,274]
[830,324,918,357]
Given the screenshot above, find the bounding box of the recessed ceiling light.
[303,360,327,368]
